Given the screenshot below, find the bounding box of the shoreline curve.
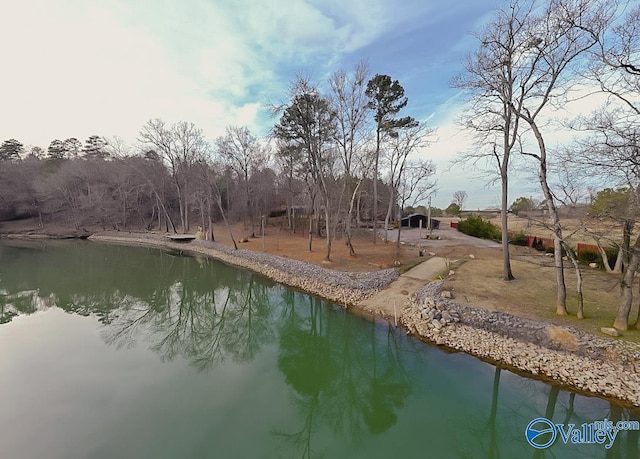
[6,230,639,407]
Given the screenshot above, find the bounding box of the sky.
[0,0,593,209]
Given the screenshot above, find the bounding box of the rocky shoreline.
[88,232,399,305]
[6,230,639,406]
[403,281,640,406]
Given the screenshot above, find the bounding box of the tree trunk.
[173,174,186,233]
[634,275,640,330]
[345,178,363,257]
[245,172,255,238]
[199,198,206,232]
[500,165,514,280]
[184,200,189,233]
[619,220,634,273]
[207,203,215,241]
[356,189,362,229]
[315,204,322,238]
[122,193,127,229]
[372,128,380,244]
[562,241,584,319]
[154,190,176,233]
[530,121,566,314]
[183,175,190,233]
[595,239,614,273]
[345,205,355,257]
[552,234,567,315]
[216,194,237,250]
[613,246,624,273]
[308,215,313,252]
[384,185,394,244]
[324,204,332,262]
[155,197,161,231]
[287,168,294,231]
[614,234,640,330]
[316,172,332,261]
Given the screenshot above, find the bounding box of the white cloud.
[0,0,201,146]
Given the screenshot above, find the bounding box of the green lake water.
[0,240,638,458]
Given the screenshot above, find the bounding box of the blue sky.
[1,0,551,209]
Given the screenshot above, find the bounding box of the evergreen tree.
[0,139,24,160]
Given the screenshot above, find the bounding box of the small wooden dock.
[166,234,196,243]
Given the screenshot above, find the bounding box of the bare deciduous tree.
[381,122,434,244]
[452,190,468,210]
[453,1,530,281]
[214,126,269,238]
[457,0,612,312]
[329,61,372,255]
[508,0,611,315]
[138,119,208,233]
[582,3,640,329]
[397,159,437,247]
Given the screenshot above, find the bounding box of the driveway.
[358,222,500,319]
[379,223,501,249]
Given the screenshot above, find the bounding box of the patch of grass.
[434,258,466,280]
[442,247,640,343]
[398,258,426,274]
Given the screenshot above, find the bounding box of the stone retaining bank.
[88,232,399,305]
[402,281,640,407]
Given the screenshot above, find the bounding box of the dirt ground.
[212,222,432,272]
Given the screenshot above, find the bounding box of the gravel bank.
[89,232,399,305]
[403,281,640,406]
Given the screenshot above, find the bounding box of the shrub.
[509,231,528,246]
[577,246,618,270]
[577,248,599,265]
[531,237,545,251]
[268,209,287,218]
[457,216,501,240]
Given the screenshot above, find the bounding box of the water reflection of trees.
[103,256,277,369]
[462,364,640,459]
[0,241,279,369]
[527,387,640,459]
[275,290,412,457]
[0,241,183,323]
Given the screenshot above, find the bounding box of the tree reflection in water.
[103,254,277,370]
[0,241,414,457]
[0,242,279,368]
[275,290,411,457]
